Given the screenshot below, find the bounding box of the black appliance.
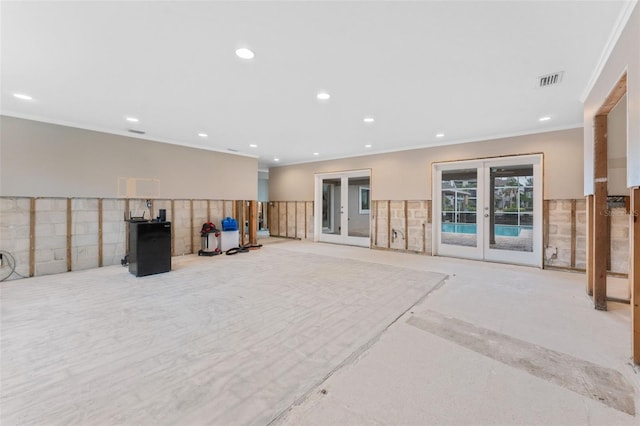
[129,221,171,277]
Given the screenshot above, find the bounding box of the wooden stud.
[29,197,35,277]
[630,187,640,364]
[294,201,298,239]
[596,72,627,115]
[207,200,211,223]
[285,202,289,238]
[387,200,391,249]
[593,114,608,311]
[149,199,154,221]
[66,198,72,272]
[587,195,594,296]
[233,201,238,220]
[170,199,175,256]
[427,200,432,224]
[404,200,409,250]
[570,199,576,268]
[98,198,103,268]
[125,198,130,255]
[607,205,612,271]
[422,222,426,254]
[249,200,258,245]
[304,201,308,239]
[374,201,379,247]
[543,200,550,265]
[222,200,227,218]
[190,200,194,254]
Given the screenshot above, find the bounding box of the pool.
[441,223,532,237]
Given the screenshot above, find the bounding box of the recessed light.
[313,152,319,156]
[13,93,33,100]
[364,144,372,148]
[435,133,445,138]
[249,144,257,148]
[316,92,330,101]
[198,133,208,138]
[126,117,139,123]
[274,158,280,162]
[235,48,255,59]
[539,116,552,122]
[363,117,375,123]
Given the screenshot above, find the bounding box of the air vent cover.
[128,129,146,135]
[538,71,563,88]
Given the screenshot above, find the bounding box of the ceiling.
[0,1,631,170]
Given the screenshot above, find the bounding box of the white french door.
[433,154,543,267]
[315,170,371,247]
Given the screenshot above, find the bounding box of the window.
[359,186,370,214]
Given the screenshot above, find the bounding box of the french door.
[433,155,543,267]
[314,170,371,247]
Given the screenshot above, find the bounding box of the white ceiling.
[0,1,631,169]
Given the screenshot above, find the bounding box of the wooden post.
[223,200,227,218]
[387,201,391,249]
[190,200,194,254]
[294,202,298,239]
[29,197,35,277]
[374,200,379,247]
[304,201,308,239]
[124,198,131,255]
[249,200,258,245]
[593,114,608,311]
[587,195,594,296]
[285,202,289,238]
[404,200,408,250]
[170,199,175,256]
[207,200,211,223]
[98,198,103,267]
[66,198,72,272]
[630,187,640,364]
[543,200,550,267]
[570,199,576,268]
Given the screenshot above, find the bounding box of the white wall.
[0,116,258,199]
[270,128,584,201]
[584,2,639,194]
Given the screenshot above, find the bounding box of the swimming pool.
[441,223,532,237]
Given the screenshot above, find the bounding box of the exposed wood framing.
[190,200,194,254]
[285,202,289,238]
[543,200,550,258]
[587,195,594,296]
[427,200,432,224]
[387,201,391,249]
[404,201,408,250]
[29,197,35,277]
[631,187,640,364]
[596,72,627,115]
[570,199,576,268]
[374,200,379,246]
[170,199,175,256]
[592,114,608,311]
[422,223,426,254]
[125,199,130,254]
[249,200,257,245]
[294,202,298,239]
[98,198,103,267]
[304,202,307,239]
[223,200,227,218]
[66,198,72,272]
[207,200,211,223]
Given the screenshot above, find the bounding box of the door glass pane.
[322,178,341,235]
[489,165,533,252]
[441,169,477,247]
[348,177,370,238]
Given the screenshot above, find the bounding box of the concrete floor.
[2,239,638,425]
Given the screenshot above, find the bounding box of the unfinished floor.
[1,239,638,425]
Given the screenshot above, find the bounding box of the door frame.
[314,169,371,247]
[432,154,543,267]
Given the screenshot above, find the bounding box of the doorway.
[433,154,543,267]
[315,170,371,247]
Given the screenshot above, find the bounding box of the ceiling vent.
[537,71,563,88]
[128,129,145,135]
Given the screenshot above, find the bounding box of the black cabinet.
[129,221,172,277]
